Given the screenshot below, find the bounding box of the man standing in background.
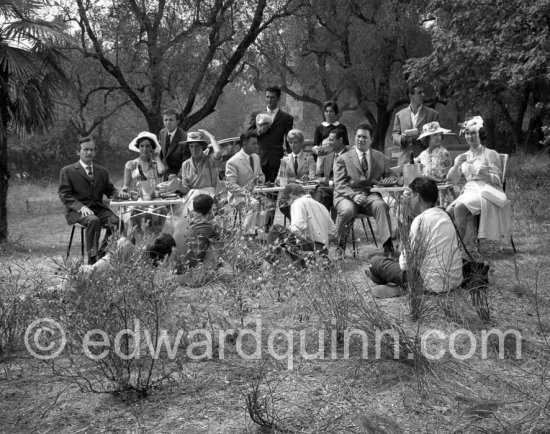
[248,85,294,183]
[392,84,439,166]
[158,109,188,177]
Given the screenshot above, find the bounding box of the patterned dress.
[414,145,452,182]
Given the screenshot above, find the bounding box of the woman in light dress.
[446,116,511,245]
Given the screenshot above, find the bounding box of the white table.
[110,198,182,230]
[253,183,318,194]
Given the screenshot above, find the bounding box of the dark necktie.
[361,152,368,175]
[86,166,94,180]
[165,133,171,152]
[294,155,298,175]
[249,155,254,172]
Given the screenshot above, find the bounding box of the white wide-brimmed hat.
[128,131,161,154]
[417,121,453,140]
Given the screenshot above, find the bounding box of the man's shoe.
[88,255,97,265]
[364,267,385,285]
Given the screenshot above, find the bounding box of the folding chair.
[350,214,378,257]
[66,223,85,259]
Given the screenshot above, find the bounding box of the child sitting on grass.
[175,194,220,276]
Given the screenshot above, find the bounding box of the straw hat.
[417,121,452,140]
[128,131,161,154]
[180,131,210,145]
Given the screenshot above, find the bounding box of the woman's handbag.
[447,212,491,321]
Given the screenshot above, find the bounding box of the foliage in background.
[406,0,550,151]
[252,0,432,151]
[0,0,71,242]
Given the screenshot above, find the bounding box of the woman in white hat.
[446,116,511,245]
[123,132,166,192]
[414,121,453,182]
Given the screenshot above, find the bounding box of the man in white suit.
[225,130,269,233]
[334,122,394,256]
[392,84,439,166]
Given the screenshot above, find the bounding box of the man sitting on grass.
[265,183,335,266]
[364,176,463,298]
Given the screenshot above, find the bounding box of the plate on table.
[374,179,398,187]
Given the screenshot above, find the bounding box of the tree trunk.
[0,129,9,243]
[373,104,391,153]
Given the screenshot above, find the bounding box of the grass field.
[1,153,550,433]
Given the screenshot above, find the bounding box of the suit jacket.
[316,147,349,181]
[58,162,116,224]
[392,105,439,166]
[249,109,293,164]
[158,127,189,174]
[277,152,315,181]
[333,147,390,206]
[225,149,264,198]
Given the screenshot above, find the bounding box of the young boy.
[176,194,219,272]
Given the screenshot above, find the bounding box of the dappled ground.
[1,154,550,433]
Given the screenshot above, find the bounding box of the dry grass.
[1,155,550,433]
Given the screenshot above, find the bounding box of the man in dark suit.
[334,122,394,256]
[58,137,124,264]
[392,84,439,166]
[248,85,294,183]
[158,109,188,177]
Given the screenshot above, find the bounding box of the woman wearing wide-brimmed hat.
[123,131,166,192]
[414,121,453,182]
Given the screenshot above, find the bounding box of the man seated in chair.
[333,122,395,256]
[225,130,272,234]
[58,137,127,264]
[265,183,335,266]
[364,177,463,296]
[275,128,315,222]
[312,127,349,214]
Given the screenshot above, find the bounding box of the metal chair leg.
[351,224,357,258]
[67,225,76,259]
[366,218,378,248]
[80,226,85,257]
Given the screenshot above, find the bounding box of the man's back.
[290,194,335,246]
[401,207,462,292]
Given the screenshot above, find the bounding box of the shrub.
[37,245,186,397]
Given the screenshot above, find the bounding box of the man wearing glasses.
[392,84,439,166]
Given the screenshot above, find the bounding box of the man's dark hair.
[240,129,258,146]
[193,194,214,216]
[162,108,178,118]
[265,85,281,98]
[409,176,438,206]
[355,122,374,137]
[322,100,339,114]
[280,182,306,205]
[145,233,176,267]
[78,136,94,149]
[329,127,347,142]
[407,83,424,96]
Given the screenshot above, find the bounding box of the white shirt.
[266,107,279,116]
[410,104,423,127]
[79,160,93,173]
[399,207,463,293]
[289,194,336,247]
[355,148,370,164]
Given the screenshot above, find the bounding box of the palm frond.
[0,43,35,81]
[4,19,73,45]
